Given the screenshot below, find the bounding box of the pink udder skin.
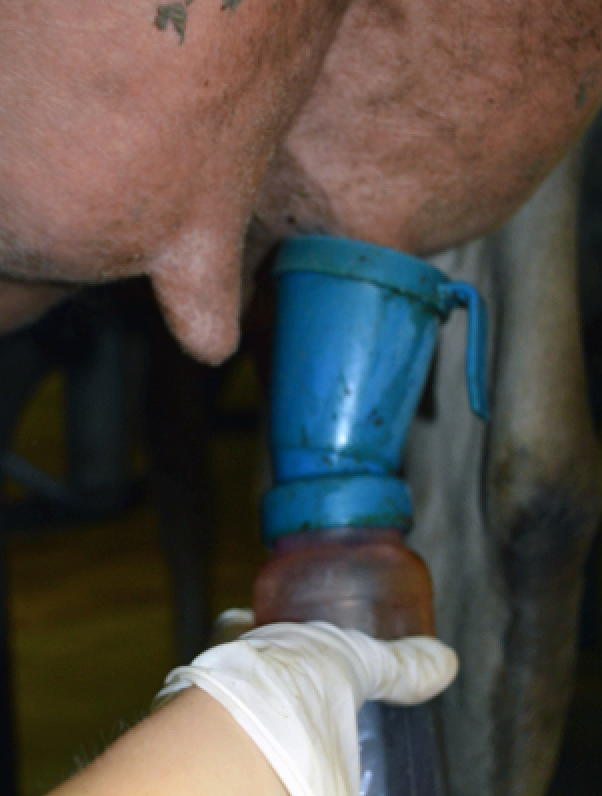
[0,0,601,362]
[257,0,602,255]
[0,0,349,361]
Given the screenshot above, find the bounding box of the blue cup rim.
[273,236,451,316]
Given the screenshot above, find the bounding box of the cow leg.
[405,139,601,796]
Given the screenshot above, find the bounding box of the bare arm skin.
[48,688,288,796]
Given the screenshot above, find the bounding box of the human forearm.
[48,687,288,796]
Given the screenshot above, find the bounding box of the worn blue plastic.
[437,282,488,422]
[262,475,413,536]
[262,236,488,543]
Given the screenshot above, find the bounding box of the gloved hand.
[155,613,457,796]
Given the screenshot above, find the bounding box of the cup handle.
[437,282,489,421]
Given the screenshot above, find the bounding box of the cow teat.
[148,228,243,365]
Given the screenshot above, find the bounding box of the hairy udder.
[257,0,602,255]
[3,0,602,362]
[0,0,349,362]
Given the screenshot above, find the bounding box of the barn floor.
[3,357,602,796]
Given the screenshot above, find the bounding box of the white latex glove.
[155,614,457,796]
